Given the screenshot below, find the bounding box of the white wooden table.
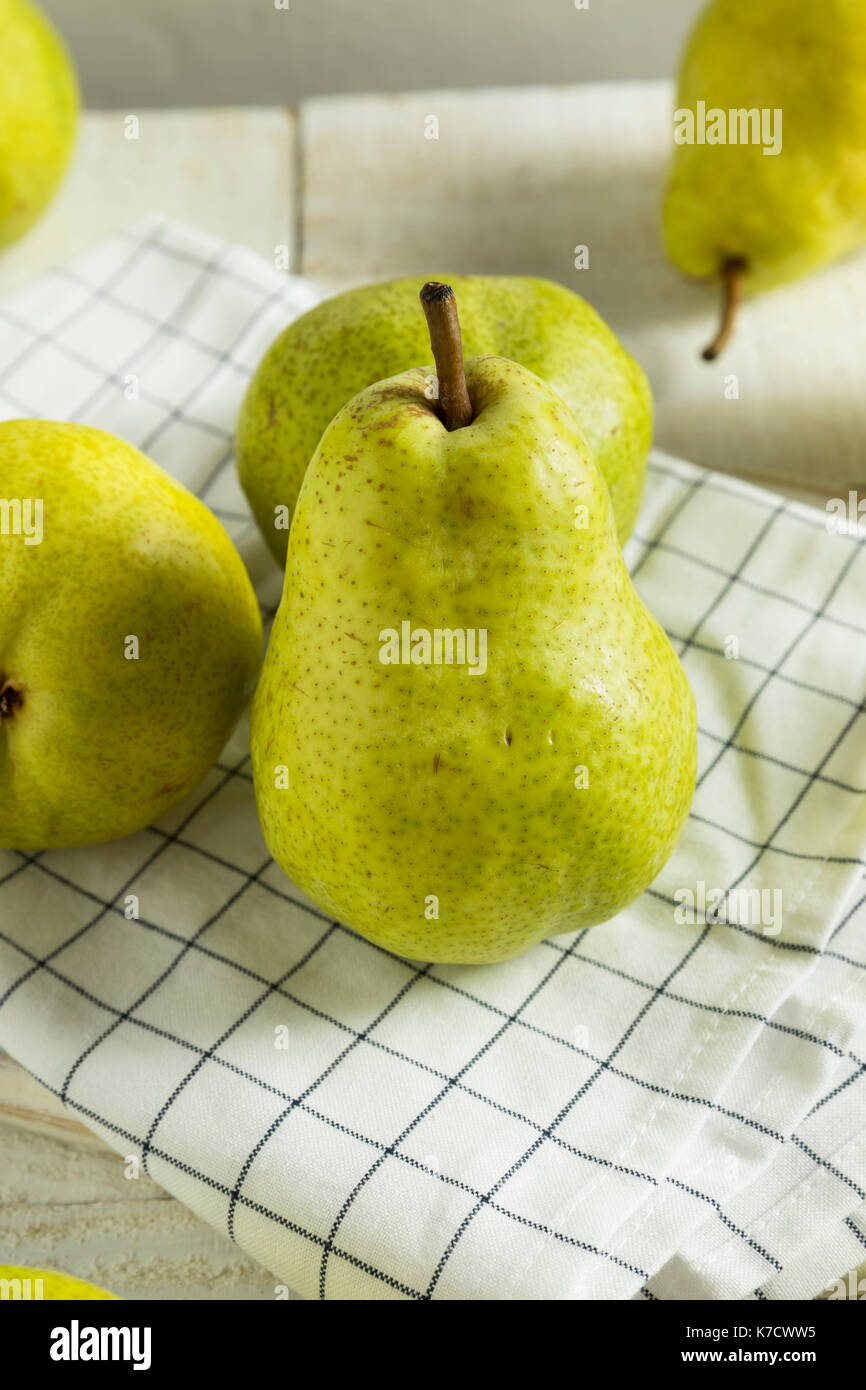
[1,92,861,1299]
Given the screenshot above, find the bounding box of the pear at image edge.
[236,273,653,562]
[0,421,262,849]
[251,287,696,966]
[0,0,79,247]
[663,0,866,358]
[0,1266,118,1300]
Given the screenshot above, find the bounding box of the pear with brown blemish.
[251,284,696,964]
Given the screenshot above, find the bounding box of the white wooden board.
[0,107,297,296]
[301,84,866,505]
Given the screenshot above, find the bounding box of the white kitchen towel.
[0,217,863,1301]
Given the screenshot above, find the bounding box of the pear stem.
[419,281,473,430]
[702,257,747,361]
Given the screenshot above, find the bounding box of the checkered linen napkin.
[0,217,864,1302]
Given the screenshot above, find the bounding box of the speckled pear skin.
[251,357,696,965]
[236,275,652,561]
[0,0,79,247]
[0,421,263,848]
[664,0,866,295]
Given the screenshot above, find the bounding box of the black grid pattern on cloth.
[0,219,864,1301]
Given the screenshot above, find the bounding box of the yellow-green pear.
[0,0,79,246]
[0,421,262,848]
[251,284,695,965]
[237,274,652,559]
[664,0,866,358]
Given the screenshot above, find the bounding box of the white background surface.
[41,0,706,106]
[2,89,861,503]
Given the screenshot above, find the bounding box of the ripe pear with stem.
[251,283,696,964]
[664,0,866,359]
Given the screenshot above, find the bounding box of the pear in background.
[251,284,695,965]
[237,274,652,559]
[0,0,79,246]
[664,0,866,359]
[0,421,262,848]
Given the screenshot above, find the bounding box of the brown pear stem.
[702,257,747,361]
[419,281,473,429]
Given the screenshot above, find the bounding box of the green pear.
[664,0,866,358]
[251,284,695,965]
[0,0,79,247]
[0,420,262,848]
[236,274,652,559]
